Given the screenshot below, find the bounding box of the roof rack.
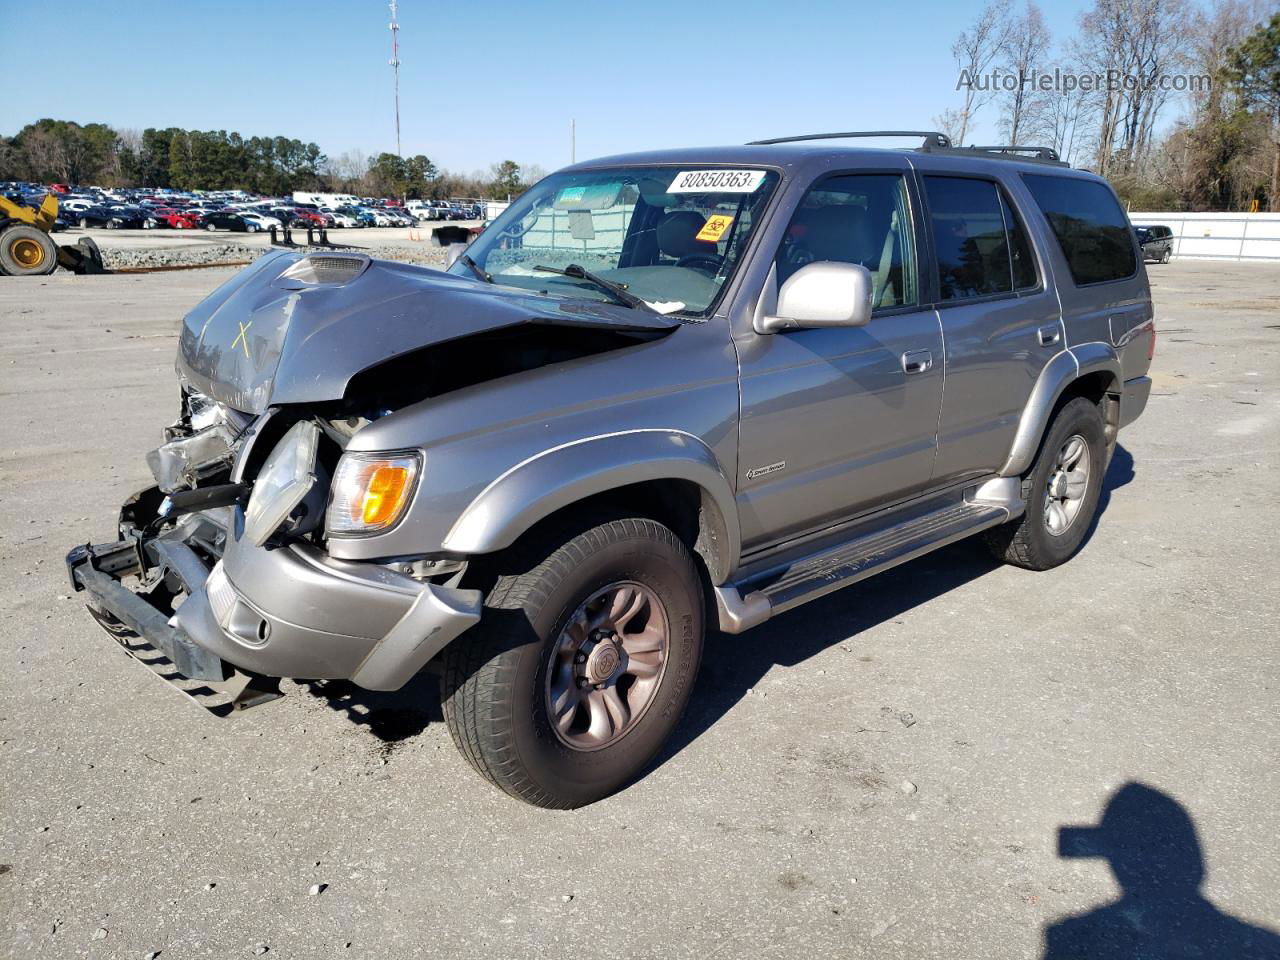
[923,143,1069,166]
[745,131,1070,166]
[747,131,952,149]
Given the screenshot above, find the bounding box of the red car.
[150,207,200,229]
[292,210,334,228]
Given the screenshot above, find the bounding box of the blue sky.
[2,0,1146,174]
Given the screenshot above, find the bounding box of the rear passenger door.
[1020,173,1150,380]
[922,174,1062,486]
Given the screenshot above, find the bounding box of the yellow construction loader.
[0,194,104,276]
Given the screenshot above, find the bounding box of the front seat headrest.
[657,211,718,260]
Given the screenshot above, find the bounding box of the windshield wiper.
[533,263,654,312]
[459,254,492,283]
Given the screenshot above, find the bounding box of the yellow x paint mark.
[231,320,252,359]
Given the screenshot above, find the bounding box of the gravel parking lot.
[1,260,1277,959]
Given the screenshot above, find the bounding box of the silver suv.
[68,131,1154,808]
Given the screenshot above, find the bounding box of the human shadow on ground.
[1045,783,1280,959]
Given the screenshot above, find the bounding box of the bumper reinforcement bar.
[67,541,227,683]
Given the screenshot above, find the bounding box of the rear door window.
[1022,174,1137,285]
[924,176,1034,301]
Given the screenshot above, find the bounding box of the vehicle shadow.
[1089,442,1135,537]
[302,446,1135,763]
[1044,783,1280,959]
[298,674,442,747]
[654,443,1135,771]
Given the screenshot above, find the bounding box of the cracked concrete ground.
[1,260,1277,958]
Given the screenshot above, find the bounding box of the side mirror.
[445,242,469,268]
[757,261,874,334]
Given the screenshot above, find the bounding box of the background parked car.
[236,211,282,231]
[1135,224,1174,263]
[291,210,329,228]
[202,211,260,232]
[149,207,200,229]
[76,206,153,229]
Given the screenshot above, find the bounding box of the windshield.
[449,166,780,316]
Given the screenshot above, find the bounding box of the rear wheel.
[1161,247,1172,264]
[441,518,704,808]
[985,397,1106,571]
[0,225,58,276]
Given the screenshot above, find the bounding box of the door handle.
[1038,324,1062,346]
[901,350,933,374]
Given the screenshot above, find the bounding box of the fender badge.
[746,461,786,480]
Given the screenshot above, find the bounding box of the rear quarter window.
[1022,174,1137,285]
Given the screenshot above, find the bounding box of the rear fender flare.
[442,430,740,583]
[1000,343,1121,477]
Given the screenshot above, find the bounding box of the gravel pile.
[103,243,264,271]
[365,245,452,269]
[98,242,452,272]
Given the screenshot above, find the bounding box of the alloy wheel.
[1044,434,1091,536]
[544,581,669,751]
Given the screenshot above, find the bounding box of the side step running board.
[714,500,1011,633]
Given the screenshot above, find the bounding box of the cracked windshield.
[450,167,780,316]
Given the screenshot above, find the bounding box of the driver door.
[735,172,944,552]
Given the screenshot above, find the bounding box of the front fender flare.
[442,430,740,582]
[1000,343,1122,477]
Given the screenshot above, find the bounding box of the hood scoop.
[276,253,371,287]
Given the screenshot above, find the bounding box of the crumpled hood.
[177,250,681,414]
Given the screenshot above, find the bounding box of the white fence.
[1128,211,1280,262]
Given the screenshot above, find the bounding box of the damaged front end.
[67,249,678,711]
[67,388,483,712]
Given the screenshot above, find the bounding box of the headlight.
[243,420,320,546]
[326,452,420,537]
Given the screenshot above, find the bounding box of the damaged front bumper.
[67,488,482,699]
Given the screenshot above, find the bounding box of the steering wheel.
[675,253,724,274]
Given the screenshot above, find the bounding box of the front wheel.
[441,518,704,808]
[985,396,1106,570]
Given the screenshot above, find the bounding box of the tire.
[0,225,58,276]
[79,217,89,229]
[441,517,705,808]
[205,223,217,232]
[1161,247,1172,264]
[985,396,1106,571]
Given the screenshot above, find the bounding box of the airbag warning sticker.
[696,214,735,243]
[668,170,766,193]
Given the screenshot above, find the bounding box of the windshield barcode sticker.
[668,170,766,193]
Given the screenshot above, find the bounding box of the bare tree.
[950,0,1013,144]
[932,107,968,145]
[998,1,1053,143]
[1076,0,1192,175]
[1041,62,1096,166]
